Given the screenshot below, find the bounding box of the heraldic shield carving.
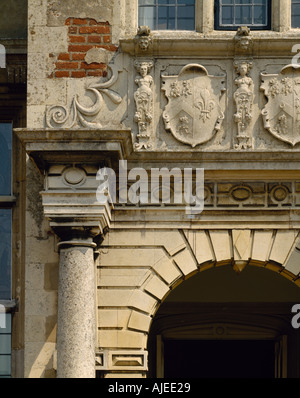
[261,64,300,147]
[162,64,226,148]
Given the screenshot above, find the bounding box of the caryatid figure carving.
[134,60,154,150]
[233,61,254,149]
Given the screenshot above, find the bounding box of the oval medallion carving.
[270,185,288,203]
[230,185,252,202]
[63,167,86,186]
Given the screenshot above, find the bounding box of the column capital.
[40,164,112,239]
[15,127,132,241]
[52,226,101,250]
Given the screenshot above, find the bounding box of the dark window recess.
[164,339,275,378]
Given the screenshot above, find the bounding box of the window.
[0,123,13,378]
[0,210,12,300]
[292,0,300,28]
[0,312,11,378]
[0,123,12,197]
[215,0,271,30]
[0,123,13,300]
[138,0,195,31]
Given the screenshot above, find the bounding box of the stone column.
[38,163,112,378]
[55,228,98,378]
[15,129,128,378]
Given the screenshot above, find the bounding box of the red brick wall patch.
[49,17,118,78]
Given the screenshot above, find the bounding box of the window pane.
[0,210,12,300]
[158,0,176,4]
[158,6,175,29]
[0,335,11,355]
[254,5,266,24]
[217,0,270,29]
[0,123,12,196]
[139,0,195,30]
[0,314,11,334]
[178,0,194,4]
[221,6,234,25]
[0,355,11,376]
[178,5,194,18]
[178,18,195,30]
[292,1,300,28]
[177,5,195,29]
[139,0,155,5]
[139,6,156,29]
[0,314,11,377]
[235,6,252,25]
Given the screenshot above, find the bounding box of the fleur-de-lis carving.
[195,89,215,122]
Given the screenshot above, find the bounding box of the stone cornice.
[15,128,125,236]
[120,31,300,58]
[14,128,133,170]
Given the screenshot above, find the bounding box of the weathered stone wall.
[24,158,58,377]
[27,0,135,128]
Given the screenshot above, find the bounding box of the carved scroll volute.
[46,64,122,129]
[134,60,154,150]
[233,61,254,150]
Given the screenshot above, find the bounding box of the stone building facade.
[2,0,300,378]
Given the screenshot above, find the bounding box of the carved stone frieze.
[46,64,122,129]
[161,64,226,148]
[261,64,300,147]
[113,180,300,210]
[134,60,154,150]
[233,61,254,150]
[205,181,296,209]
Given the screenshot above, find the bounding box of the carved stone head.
[234,60,252,76]
[136,26,152,51]
[235,26,252,53]
[134,60,154,76]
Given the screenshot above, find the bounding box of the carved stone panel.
[261,64,300,147]
[161,64,226,148]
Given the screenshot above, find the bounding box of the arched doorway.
[148,265,300,378]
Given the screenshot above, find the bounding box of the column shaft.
[56,241,96,378]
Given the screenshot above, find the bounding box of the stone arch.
[135,229,300,321]
[97,228,300,375]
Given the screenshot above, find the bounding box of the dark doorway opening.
[164,339,275,378]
